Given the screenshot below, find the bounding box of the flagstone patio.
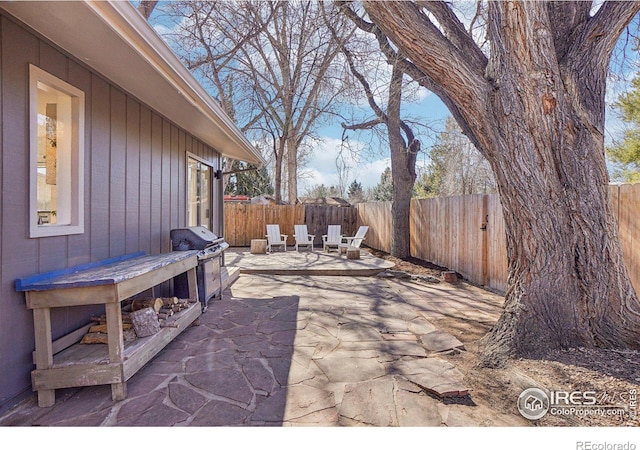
[0,250,528,427]
[224,246,395,276]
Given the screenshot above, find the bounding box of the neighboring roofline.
[0,0,266,166]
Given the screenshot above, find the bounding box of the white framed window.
[187,154,213,229]
[29,64,84,238]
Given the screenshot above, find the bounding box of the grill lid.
[171,226,224,250]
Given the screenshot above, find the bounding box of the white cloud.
[356,158,391,189]
[299,137,390,193]
[416,86,432,102]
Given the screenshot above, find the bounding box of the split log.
[130,307,161,337]
[81,328,136,344]
[92,313,133,324]
[131,298,163,313]
[81,332,108,345]
[123,328,137,341]
[159,297,179,307]
[89,323,133,334]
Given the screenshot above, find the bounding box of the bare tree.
[146,0,421,213]
[352,1,640,366]
[160,1,353,204]
[166,2,275,186]
[333,4,427,258]
[429,116,496,197]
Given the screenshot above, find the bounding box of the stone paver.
[420,329,466,353]
[339,378,398,426]
[0,267,528,427]
[392,358,469,398]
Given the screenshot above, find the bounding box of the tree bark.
[390,175,412,258]
[387,65,416,259]
[274,139,285,204]
[287,138,298,204]
[363,1,640,366]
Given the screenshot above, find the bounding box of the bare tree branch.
[341,119,383,131]
[417,1,488,72]
[340,1,490,156]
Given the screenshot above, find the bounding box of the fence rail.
[357,184,640,294]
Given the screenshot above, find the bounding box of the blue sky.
[301,92,452,192]
[142,1,638,192]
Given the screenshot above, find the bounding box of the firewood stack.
[81,297,197,344]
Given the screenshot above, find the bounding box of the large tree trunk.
[274,140,285,204]
[286,139,298,205]
[363,1,640,366]
[390,176,412,259]
[388,130,416,259]
[388,65,416,259]
[478,1,640,365]
[481,114,640,365]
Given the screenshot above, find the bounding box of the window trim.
[186,152,216,230]
[29,64,85,238]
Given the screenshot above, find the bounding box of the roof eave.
[0,0,266,166]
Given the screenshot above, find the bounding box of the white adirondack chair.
[342,226,369,249]
[266,224,287,252]
[322,225,342,252]
[294,224,315,252]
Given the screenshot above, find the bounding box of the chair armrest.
[308,234,315,238]
[281,234,288,239]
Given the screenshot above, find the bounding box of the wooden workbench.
[16,251,201,407]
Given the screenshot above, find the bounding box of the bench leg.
[32,306,56,407]
[105,301,127,401]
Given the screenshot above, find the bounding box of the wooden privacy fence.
[224,204,357,247]
[357,184,640,295]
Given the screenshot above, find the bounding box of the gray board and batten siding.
[0,12,222,412]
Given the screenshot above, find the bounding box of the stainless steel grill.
[171,226,229,312]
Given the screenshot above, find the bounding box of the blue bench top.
[15,251,199,292]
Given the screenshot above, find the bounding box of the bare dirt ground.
[370,249,640,427]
